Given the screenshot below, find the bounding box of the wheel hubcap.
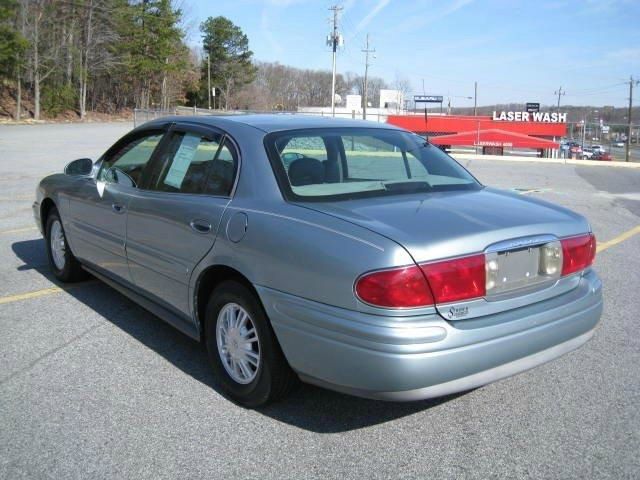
[216,303,260,384]
[50,220,66,270]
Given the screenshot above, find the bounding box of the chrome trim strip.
[485,234,558,253]
[437,274,581,320]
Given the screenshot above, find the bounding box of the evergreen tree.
[199,16,256,109]
[0,0,27,78]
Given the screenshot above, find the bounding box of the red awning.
[428,128,560,149]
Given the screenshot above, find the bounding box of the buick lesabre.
[33,115,602,406]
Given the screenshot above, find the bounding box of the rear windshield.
[265,127,481,201]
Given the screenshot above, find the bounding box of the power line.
[361,33,375,120]
[625,76,639,163]
[554,86,565,111]
[327,5,343,117]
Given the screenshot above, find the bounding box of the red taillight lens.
[420,254,486,304]
[561,233,596,276]
[355,265,435,308]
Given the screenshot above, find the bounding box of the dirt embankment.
[0,84,133,124]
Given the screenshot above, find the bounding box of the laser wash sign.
[492,111,567,123]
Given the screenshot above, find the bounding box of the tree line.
[0,0,394,120]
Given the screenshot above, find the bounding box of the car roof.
[141,113,401,134]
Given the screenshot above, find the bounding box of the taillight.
[561,233,596,276]
[356,233,596,309]
[355,265,435,308]
[420,254,486,303]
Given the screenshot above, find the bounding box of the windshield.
[265,127,481,201]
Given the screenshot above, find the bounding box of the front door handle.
[112,203,126,214]
[190,220,211,234]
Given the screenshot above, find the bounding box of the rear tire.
[45,208,86,282]
[205,281,297,407]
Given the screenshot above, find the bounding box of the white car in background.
[582,147,594,159]
[591,144,605,153]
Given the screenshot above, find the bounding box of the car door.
[125,123,239,317]
[67,129,167,283]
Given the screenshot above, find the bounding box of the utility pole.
[554,86,565,112]
[473,81,477,116]
[361,33,375,120]
[626,76,638,163]
[552,86,565,160]
[207,53,211,110]
[328,5,343,117]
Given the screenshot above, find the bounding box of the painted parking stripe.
[0,225,638,307]
[0,282,95,306]
[0,286,64,305]
[0,195,34,201]
[597,225,640,253]
[0,226,38,235]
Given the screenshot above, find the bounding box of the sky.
[185,0,640,108]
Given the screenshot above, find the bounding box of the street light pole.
[207,54,211,110]
[473,81,477,116]
[626,76,638,163]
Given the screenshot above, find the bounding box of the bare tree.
[77,0,117,118]
[394,74,412,111]
[25,0,61,120]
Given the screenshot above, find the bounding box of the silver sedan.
[33,115,602,407]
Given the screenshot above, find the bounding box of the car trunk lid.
[298,187,592,318]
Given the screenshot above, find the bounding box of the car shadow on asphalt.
[12,238,463,433]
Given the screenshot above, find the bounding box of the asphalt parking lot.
[1,122,639,479]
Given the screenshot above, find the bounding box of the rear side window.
[204,143,237,195]
[151,131,237,196]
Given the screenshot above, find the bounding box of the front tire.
[205,281,297,407]
[45,208,86,282]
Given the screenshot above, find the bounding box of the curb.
[452,153,640,169]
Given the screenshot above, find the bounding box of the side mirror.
[64,158,93,176]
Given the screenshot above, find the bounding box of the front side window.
[151,131,237,196]
[99,132,164,187]
[266,128,481,201]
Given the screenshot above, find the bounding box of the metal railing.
[133,106,387,127]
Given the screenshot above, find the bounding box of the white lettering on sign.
[492,111,567,123]
[476,141,513,147]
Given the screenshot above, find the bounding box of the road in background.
[1,124,639,479]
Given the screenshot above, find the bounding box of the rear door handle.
[190,220,211,234]
[112,203,126,214]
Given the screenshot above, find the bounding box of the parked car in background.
[614,141,625,148]
[32,115,602,407]
[592,151,613,161]
[569,142,582,157]
[582,147,594,159]
[591,144,605,153]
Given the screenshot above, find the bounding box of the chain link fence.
[565,121,639,162]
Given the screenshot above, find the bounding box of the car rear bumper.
[257,269,602,401]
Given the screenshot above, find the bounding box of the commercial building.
[386,113,567,157]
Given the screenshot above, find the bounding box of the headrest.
[288,157,324,186]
